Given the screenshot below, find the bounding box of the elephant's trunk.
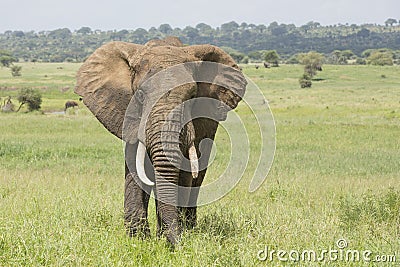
[147,106,184,244]
[151,138,182,244]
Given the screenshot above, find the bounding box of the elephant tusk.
[189,144,199,179]
[136,141,155,186]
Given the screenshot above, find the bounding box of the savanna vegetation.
[1,20,400,63]
[0,62,399,265]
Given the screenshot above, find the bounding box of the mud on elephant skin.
[75,36,247,246]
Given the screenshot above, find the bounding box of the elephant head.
[75,37,247,245]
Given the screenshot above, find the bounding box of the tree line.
[1,20,400,63]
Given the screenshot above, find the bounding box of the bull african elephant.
[75,37,247,246]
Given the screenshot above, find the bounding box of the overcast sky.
[1,0,399,32]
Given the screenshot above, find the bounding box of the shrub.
[297,51,324,77]
[17,88,42,112]
[11,65,22,77]
[299,74,312,88]
[355,57,367,65]
[264,50,280,67]
[367,51,394,66]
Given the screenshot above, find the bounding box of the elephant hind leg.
[178,206,197,230]
[181,169,206,229]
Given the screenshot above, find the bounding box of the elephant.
[64,100,78,111]
[75,36,247,246]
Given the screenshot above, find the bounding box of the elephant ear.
[75,41,143,139]
[184,45,247,108]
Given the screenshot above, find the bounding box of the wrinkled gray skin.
[75,37,246,246]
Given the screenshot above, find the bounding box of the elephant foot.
[184,207,197,229]
[156,216,182,247]
[125,217,150,239]
[163,221,182,247]
[178,207,197,230]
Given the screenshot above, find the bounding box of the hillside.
[1,21,400,62]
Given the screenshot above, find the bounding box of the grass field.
[1,63,399,266]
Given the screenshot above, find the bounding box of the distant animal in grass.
[2,96,15,112]
[64,100,78,111]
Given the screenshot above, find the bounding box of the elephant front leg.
[124,164,151,238]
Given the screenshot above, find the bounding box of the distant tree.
[241,56,249,64]
[114,29,129,40]
[11,65,22,76]
[248,51,264,61]
[77,27,92,35]
[2,21,400,64]
[221,21,239,33]
[48,28,72,39]
[286,55,300,64]
[268,22,288,36]
[385,18,398,26]
[300,24,311,33]
[229,51,245,63]
[195,23,214,37]
[221,46,245,62]
[357,28,370,38]
[341,50,354,59]
[329,50,354,64]
[133,28,148,43]
[297,51,324,88]
[330,50,344,64]
[361,49,376,58]
[196,23,212,31]
[183,26,199,40]
[367,51,394,66]
[12,31,25,38]
[148,27,162,39]
[158,24,173,35]
[297,51,325,77]
[240,22,248,29]
[268,22,278,31]
[0,50,17,67]
[255,24,267,33]
[17,88,42,112]
[355,57,367,65]
[264,50,280,66]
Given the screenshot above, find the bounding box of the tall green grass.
[0,63,399,266]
